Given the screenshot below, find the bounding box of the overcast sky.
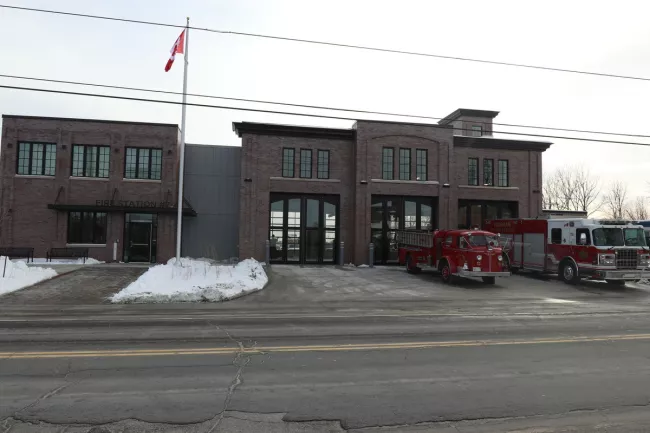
[1,0,649,203]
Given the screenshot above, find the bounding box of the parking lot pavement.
[237,265,650,312]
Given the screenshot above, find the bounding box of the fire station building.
[0,108,551,265]
[234,109,552,265]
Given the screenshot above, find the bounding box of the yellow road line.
[3,333,650,359]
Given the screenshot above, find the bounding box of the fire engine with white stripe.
[483,218,650,285]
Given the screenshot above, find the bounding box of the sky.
[1,0,649,203]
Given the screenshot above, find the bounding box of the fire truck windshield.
[593,227,647,247]
[466,234,498,247]
[624,228,647,247]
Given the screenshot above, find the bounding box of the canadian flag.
[164,30,185,72]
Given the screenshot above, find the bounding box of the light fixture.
[442,183,450,188]
[360,180,368,184]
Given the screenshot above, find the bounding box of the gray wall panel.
[182,144,240,260]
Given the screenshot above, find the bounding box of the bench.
[0,247,34,262]
[46,247,89,263]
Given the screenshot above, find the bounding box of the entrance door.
[371,196,436,265]
[128,222,152,262]
[124,213,158,263]
[269,194,339,264]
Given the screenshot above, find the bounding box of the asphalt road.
[4,290,650,433]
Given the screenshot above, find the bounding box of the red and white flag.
[164,30,185,72]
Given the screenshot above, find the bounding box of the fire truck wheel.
[559,261,580,285]
[440,261,453,284]
[482,276,496,284]
[405,255,421,274]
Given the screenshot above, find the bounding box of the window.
[415,149,427,181]
[444,236,454,247]
[498,160,509,187]
[72,145,110,178]
[399,149,411,180]
[483,159,494,186]
[282,148,294,177]
[300,149,312,178]
[382,148,394,180]
[468,157,478,185]
[125,148,162,180]
[68,212,107,244]
[17,142,56,176]
[551,228,562,244]
[471,125,483,137]
[576,228,591,245]
[317,150,329,179]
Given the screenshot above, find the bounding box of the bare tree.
[626,196,649,220]
[602,181,628,220]
[542,165,600,215]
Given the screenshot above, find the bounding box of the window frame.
[317,150,330,179]
[415,149,427,181]
[468,157,479,186]
[398,148,411,180]
[299,149,312,179]
[483,158,494,186]
[471,125,483,137]
[124,147,162,180]
[16,141,57,176]
[71,144,111,178]
[67,211,107,244]
[498,159,509,187]
[382,147,394,180]
[282,148,295,178]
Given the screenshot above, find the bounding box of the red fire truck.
[396,229,510,284]
[483,218,650,285]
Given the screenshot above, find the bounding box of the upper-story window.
[399,149,411,180]
[72,145,110,178]
[416,149,427,181]
[468,157,478,186]
[17,142,56,176]
[382,148,394,180]
[300,149,312,178]
[498,159,509,187]
[317,150,330,179]
[125,147,162,180]
[471,125,483,137]
[282,148,294,177]
[483,158,494,186]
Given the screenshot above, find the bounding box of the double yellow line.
[3,333,650,359]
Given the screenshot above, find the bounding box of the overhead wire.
[2,73,650,139]
[3,4,650,83]
[3,83,650,147]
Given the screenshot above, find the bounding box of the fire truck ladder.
[396,231,434,248]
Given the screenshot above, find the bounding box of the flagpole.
[175,17,189,262]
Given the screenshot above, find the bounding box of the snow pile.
[30,258,104,265]
[110,258,268,303]
[639,279,650,287]
[0,257,57,296]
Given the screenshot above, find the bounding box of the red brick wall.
[0,117,179,262]
[237,120,546,265]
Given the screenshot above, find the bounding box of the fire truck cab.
[397,229,510,284]
[484,218,650,285]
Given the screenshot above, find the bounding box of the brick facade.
[0,115,181,262]
[234,109,551,265]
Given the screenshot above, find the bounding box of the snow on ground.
[110,258,268,303]
[0,257,57,296]
[30,258,104,265]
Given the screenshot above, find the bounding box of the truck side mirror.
[579,233,587,245]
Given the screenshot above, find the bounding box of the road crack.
[207,322,257,433]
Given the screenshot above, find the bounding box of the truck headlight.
[476,255,482,261]
[599,254,615,266]
[641,254,650,266]
[497,255,503,262]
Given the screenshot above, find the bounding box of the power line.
[3,83,650,148]
[3,4,650,83]
[2,73,650,140]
